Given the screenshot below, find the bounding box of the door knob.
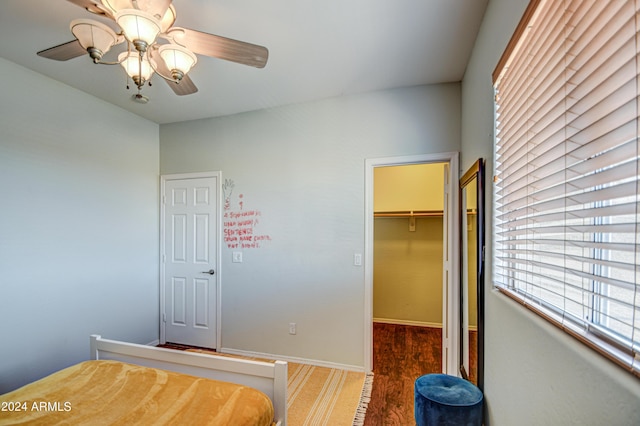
[201,269,215,275]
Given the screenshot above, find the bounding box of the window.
[493,0,640,377]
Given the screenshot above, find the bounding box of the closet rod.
[373,209,477,218]
[374,210,443,218]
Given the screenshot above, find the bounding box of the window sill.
[495,286,639,380]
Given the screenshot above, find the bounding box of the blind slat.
[497,123,637,194]
[497,201,639,228]
[497,180,638,213]
[499,160,638,210]
[498,138,638,198]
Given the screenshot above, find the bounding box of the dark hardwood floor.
[364,323,442,426]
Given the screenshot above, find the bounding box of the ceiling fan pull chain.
[137,53,142,88]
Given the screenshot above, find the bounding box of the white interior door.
[161,173,220,349]
[441,161,459,376]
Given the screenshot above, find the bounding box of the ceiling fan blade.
[164,73,198,96]
[169,28,268,69]
[66,0,112,17]
[37,40,87,61]
[153,58,198,96]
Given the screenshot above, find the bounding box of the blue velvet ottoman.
[414,374,483,426]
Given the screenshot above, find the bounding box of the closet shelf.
[374,210,443,218]
[373,209,477,218]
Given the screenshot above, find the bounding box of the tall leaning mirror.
[459,158,485,390]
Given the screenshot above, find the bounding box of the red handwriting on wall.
[223,193,273,249]
[223,210,273,249]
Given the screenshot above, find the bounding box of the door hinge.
[162,313,166,323]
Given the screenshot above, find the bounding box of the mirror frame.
[459,158,485,390]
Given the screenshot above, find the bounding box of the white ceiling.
[0,0,488,124]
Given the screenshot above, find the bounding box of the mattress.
[0,359,274,425]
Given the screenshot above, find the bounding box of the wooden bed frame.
[90,335,287,426]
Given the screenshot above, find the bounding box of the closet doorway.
[364,153,459,375]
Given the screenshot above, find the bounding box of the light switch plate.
[232,252,243,263]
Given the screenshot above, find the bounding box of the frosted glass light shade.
[118,51,155,81]
[159,44,197,76]
[115,9,161,47]
[102,1,176,31]
[70,19,119,53]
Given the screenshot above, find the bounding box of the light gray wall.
[0,59,160,393]
[160,84,461,367]
[461,1,640,424]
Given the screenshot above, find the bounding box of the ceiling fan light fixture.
[100,1,176,31]
[115,9,161,52]
[39,0,269,99]
[118,51,155,87]
[70,19,119,62]
[158,44,197,81]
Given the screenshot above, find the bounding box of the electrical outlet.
[288,322,296,335]
[354,253,362,266]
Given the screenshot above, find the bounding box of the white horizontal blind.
[493,0,640,376]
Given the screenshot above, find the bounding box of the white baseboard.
[220,347,365,373]
[373,318,442,328]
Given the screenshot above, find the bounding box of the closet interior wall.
[373,163,446,327]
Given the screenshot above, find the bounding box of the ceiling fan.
[37,0,269,99]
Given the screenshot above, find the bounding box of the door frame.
[364,152,460,374]
[159,171,223,350]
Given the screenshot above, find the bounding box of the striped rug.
[181,347,373,425]
[287,362,373,426]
